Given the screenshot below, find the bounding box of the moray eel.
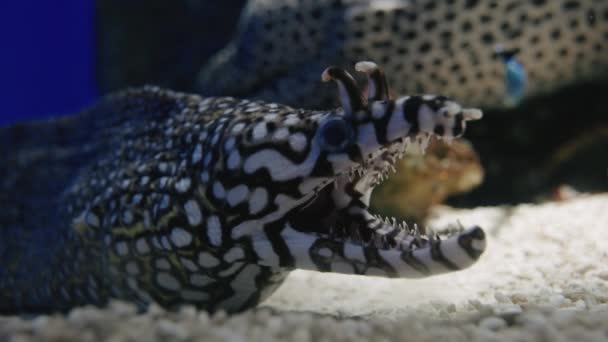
[0,62,486,314]
[198,0,608,109]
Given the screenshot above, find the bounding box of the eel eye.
[319,117,353,152]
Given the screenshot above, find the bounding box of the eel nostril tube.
[355,61,390,102]
[463,108,483,121]
[321,66,365,115]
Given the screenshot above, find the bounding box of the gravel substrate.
[2,194,607,341]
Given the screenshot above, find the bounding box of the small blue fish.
[495,46,527,107]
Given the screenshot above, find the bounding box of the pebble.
[494,292,511,303]
[479,316,507,331]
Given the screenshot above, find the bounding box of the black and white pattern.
[1,62,485,314]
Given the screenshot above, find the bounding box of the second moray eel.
[198,0,608,109]
[0,62,485,314]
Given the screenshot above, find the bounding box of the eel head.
[213,61,486,277]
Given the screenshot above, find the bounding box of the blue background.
[0,1,97,126]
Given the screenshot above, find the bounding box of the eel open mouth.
[287,134,486,277]
[280,62,486,278]
[292,132,484,250]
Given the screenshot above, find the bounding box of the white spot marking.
[115,241,128,256]
[140,176,150,186]
[211,133,220,145]
[198,252,220,268]
[213,181,226,199]
[248,188,268,215]
[371,101,386,119]
[180,258,199,272]
[135,238,150,254]
[131,193,143,205]
[184,200,203,226]
[318,248,333,258]
[284,116,300,126]
[161,235,171,249]
[252,122,268,140]
[151,236,163,250]
[122,211,134,225]
[203,153,213,166]
[264,113,278,121]
[207,216,222,246]
[224,137,236,151]
[160,194,170,209]
[219,262,244,277]
[192,144,203,163]
[174,177,191,193]
[226,185,249,207]
[288,133,308,152]
[227,150,241,170]
[158,162,168,173]
[273,127,290,141]
[231,122,246,134]
[156,272,180,291]
[223,246,245,263]
[170,227,193,247]
[120,179,131,189]
[86,212,100,228]
[190,274,214,287]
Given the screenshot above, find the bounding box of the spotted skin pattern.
[198,0,608,108]
[0,62,485,314]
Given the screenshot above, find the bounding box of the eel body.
[198,0,608,109]
[0,62,486,314]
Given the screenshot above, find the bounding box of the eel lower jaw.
[284,151,486,276]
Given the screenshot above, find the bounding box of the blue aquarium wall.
[0,1,97,126]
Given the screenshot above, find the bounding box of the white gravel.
[2,194,607,341]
